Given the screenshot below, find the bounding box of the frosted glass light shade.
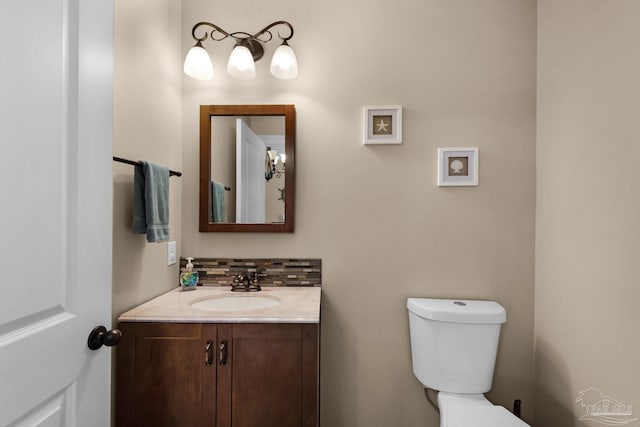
[279,153,286,164]
[267,148,278,163]
[270,44,298,80]
[183,45,213,80]
[227,46,256,80]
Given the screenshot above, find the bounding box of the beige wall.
[112,0,182,321]
[110,2,640,425]
[535,1,640,426]
[181,0,536,425]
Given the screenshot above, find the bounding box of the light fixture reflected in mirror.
[265,146,285,181]
[184,21,298,81]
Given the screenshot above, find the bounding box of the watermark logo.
[576,388,638,425]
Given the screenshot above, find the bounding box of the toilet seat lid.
[446,406,529,427]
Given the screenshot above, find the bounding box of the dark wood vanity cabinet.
[115,323,216,427]
[116,322,319,427]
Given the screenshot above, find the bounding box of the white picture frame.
[437,147,479,186]
[363,105,402,145]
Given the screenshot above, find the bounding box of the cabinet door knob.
[219,340,228,365]
[205,341,213,366]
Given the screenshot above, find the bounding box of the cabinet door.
[116,323,217,427]
[217,323,319,427]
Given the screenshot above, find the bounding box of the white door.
[0,0,113,426]
[236,119,266,223]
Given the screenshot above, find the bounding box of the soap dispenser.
[180,257,199,291]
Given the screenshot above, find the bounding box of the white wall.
[181,0,537,425]
[535,1,640,425]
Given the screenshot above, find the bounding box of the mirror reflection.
[199,105,295,233]
[210,116,285,224]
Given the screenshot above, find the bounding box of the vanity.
[115,287,320,427]
[114,103,313,425]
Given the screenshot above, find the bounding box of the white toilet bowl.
[437,392,529,427]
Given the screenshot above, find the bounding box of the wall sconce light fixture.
[184,21,298,81]
[265,146,286,181]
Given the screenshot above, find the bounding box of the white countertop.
[118,286,321,323]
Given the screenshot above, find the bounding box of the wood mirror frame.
[199,104,295,232]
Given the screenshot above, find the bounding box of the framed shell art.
[437,147,479,186]
[363,105,402,145]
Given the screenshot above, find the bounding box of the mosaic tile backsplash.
[179,258,322,287]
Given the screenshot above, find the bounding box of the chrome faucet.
[231,272,262,292]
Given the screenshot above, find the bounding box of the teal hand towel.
[211,180,226,223]
[133,161,170,242]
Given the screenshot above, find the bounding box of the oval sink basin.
[190,295,281,312]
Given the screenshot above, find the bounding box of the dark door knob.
[87,326,122,350]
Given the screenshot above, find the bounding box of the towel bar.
[113,156,182,177]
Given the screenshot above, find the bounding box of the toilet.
[407,298,530,427]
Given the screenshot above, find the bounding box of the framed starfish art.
[363,105,402,145]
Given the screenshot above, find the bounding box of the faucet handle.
[252,272,267,282]
[245,272,263,292]
[231,273,248,291]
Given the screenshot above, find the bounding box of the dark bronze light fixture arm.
[190,21,294,61]
[191,21,231,43]
[253,20,294,43]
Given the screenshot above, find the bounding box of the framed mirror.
[199,105,295,232]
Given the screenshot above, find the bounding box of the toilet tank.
[407,298,506,394]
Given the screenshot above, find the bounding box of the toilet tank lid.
[407,298,506,324]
